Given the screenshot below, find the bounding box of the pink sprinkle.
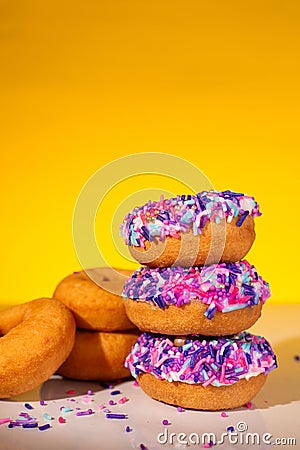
[87,390,93,395]
[133,380,139,387]
[203,444,210,449]
[246,402,252,409]
[58,417,65,424]
[177,407,184,412]
[98,404,106,411]
[66,390,75,395]
[118,397,128,405]
[0,418,10,425]
[221,412,228,418]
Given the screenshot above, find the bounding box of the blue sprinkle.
[39,424,51,431]
[24,403,33,410]
[110,390,121,396]
[236,211,249,227]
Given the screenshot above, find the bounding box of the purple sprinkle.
[110,390,121,395]
[162,419,169,425]
[76,409,93,416]
[39,424,51,431]
[39,401,45,406]
[125,426,132,432]
[106,413,127,419]
[22,423,38,428]
[24,403,33,410]
[227,426,234,432]
[140,445,148,450]
[109,400,115,406]
[87,390,93,395]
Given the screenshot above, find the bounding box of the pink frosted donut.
[125,332,277,410]
[123,260,270,335]
[120,190,261,267]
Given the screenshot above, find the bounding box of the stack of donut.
[53,268,139,381]
[120,190,277,410]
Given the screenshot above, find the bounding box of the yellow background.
[1,1,299,305]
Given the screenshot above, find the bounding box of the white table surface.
[0,303,299,450]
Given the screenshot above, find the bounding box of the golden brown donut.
[125,332,277,410]
[0,298,76,398]
[57,329,140,381]
[53,267,135,331]
[125,298,262,336]
[123,261,270,336]
[138,373,266,410]
[120,190,261,267]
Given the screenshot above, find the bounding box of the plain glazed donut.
[57,330,140,381]
[53,267,135,331]
[120,190,260,267]
[123,261,270,336]
[0,298,76,398]
[125,332,277,410]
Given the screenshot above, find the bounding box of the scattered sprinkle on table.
[0,418,10,425]
[221,412,228,418]
[76,409,94,416]
[58,416,65,423]
[227,426,234,432]
[39,424,51,431]
[118,397,128,404]
[24,403,33,410]
[125,425,132,432]
[162,419,170,425]
[246,401,252,409]
[111,390,121,395]
[177,407,184,412]
[106,413,127,420]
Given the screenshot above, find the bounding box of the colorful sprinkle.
[109,400,116,406]
[76,409,93,416]
[246,401,253,409]
[0,418,10,425]
[24,403,33,410]
[38,424,51,431]
[227,426,234,432]
[106,413,128,419]
[43,413,53,421]
[125,425,132,432]
[120,190,261,247]
[123,261,270,319]
[110,390,121,395]
[177,407,184,412]
[125,332,277,386]
[162,419,170,425]
[66,389,75,395]
[221,412,228,418]
[118,397,128,404]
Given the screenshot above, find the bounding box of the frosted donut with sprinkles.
[125,332,277,410]
[120,190,261,267]
[123,260,270,335]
